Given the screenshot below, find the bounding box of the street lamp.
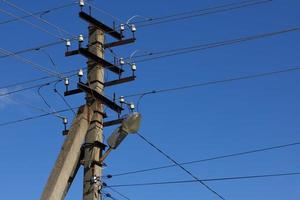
[99,112,142,162]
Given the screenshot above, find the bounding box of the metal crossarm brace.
[103,118,124,127]
[104,76,136,87]
[65,50,79,57]
[65,76,136,97]
[65,38,136,56]
[79,11,123,40]
[64,88,82,96]
[65,48,123,75]
[103,38,136,49]
[78,48,123,75]
[77,82,123,113]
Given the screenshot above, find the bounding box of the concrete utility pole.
[41,4,138,200]
[40,105,93,200]
[83,25,105,200]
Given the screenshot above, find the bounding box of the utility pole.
[40,2,139,199]
[40,105,93,200]
[83,26,105,200]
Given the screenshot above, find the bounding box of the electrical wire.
[0,107,79,127]
[0,7,66,41]
[0,69,78,91]
[2,0,76,39]
[37,84,55,109]
[6,95,51,115]
[0,40,68,59]
[37,84,63,119]
[1,65,300,126]
[124,66,300,98]
[105,186,131,200]
[108,172,300,188]
[131,27,300,62]
[1,0,272,58]
[0,1,77,25]
[0,47,63,78]
[4,25,300,94]
[0,82,52,97]
[38,49,56,69]
[137,132,226,200]
[103,192,119,200]
[108,141,300,178]
[53,81,77,115]
[136,0,272,28]
[133,0,269,24]
[0,75,54,90]
[85,1,123,23]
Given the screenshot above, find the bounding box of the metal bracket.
[82,141,107,151]
[64,88,82,96]
[64,76,136,97]
[65,48,123,75]
[62,130,69,136]
[77,82,123,113]
[78,48,123,75]
[103,118,124,127]
[104,76,136,87]
[79,11,123,40]
[65,50,79,57]
[103,38,136,49]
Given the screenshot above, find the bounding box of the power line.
[0,82,52,97]
[108,172,300,188]
[4,92,53,115]
[131,27,300,62]
[37,83,64,119]
[0,47,63,78]
[85,1,123,23]
[137,0,270,23]
[53,81,77,115]
[0,40,68,59]
[0,7,66,41]
[0,107,78,127]
[124,66,300,98]
[137,133,226,200]
[1,65,299,126]
[0,68,79,91]
[0,75,53,90]
[0,69,81,98]
[105,186,131,200]
[3,25,298,67]
[103,192,119,200]
[2,0,75,38]
[1,0,271,58]
[0,1,77,25]
[4,25,300,93]
[108,141,300,178]
[136,0,272,28]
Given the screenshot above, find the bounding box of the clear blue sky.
[0,0,299,199]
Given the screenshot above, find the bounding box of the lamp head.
[121,112,141,134]
[107,112,142,149]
